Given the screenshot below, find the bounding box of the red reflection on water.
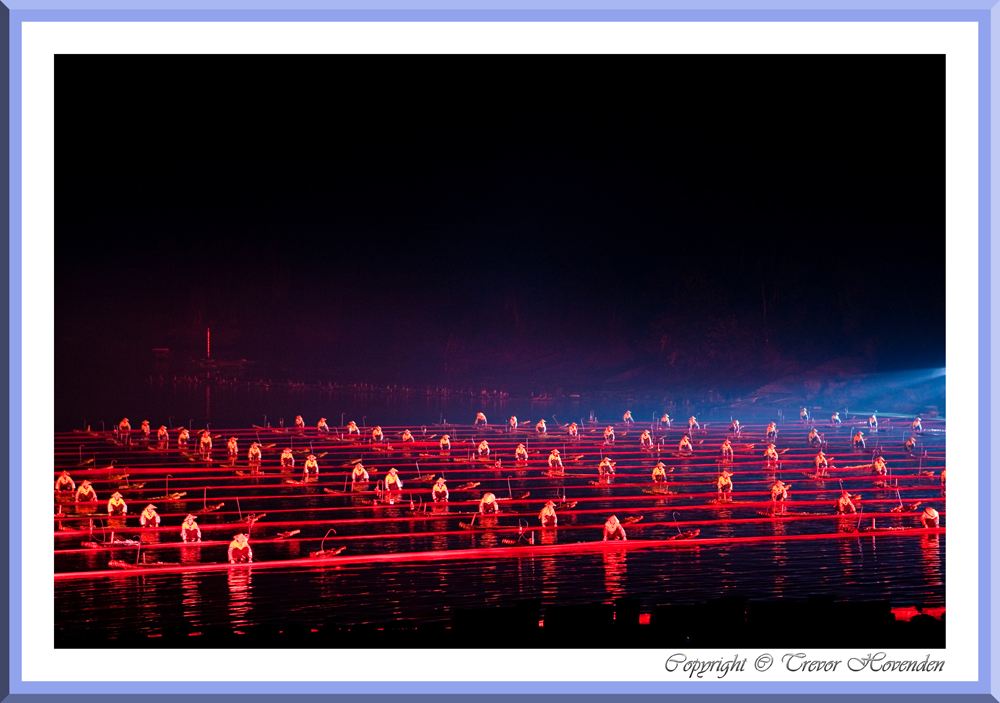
[539,528,558,546]
[181,572,202,630]
[920,533,942,587]
[603,548,627,597]
[228,567,253,628]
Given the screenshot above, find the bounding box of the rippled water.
[56,535,944,642]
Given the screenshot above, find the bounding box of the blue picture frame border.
[2,1,994,699]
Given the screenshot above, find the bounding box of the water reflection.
[179,543,202,564]
[539,555,559,600]
[539,527,558,546]
[430,518,450,552]
[279,538,302,558]
[228,568,254,629]
[603,548,627,597]
[919,534,943,587]
[479,529,499,550]
[770,525,788,597]
[716,508,734,539]
[181,572,202,629]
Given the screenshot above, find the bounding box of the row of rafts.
[52,420,946,574]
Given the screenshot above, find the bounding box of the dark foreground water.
[56,534,944,641]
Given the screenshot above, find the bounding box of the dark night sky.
[55,54,945,392]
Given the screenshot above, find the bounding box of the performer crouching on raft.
[228,533,253,563]
[603,515,627,541]
[303,454,319,478]
[140,504,160,527]
[660,413,672,428]
[177,427,190,450]
[652,462,668,483]
[351,463,370,483]
[548,449,563,469]
[623,410,634,425]
[479,492,500,514]
[904,436,917,453]
[76,480,97,503]
[539,501,557,527]
[808,427,823,447]
[868,413,878,429]
[800,406,810,423]
[872,455,887,475]
[280,448,295,469]
[717,470,733,500]
[604,426,615,445]
[678,435,694,453]
[729,419,741,437]
[294,415,305,430]
[912,417,923,432]
[248,442,262,467]
[157,425,169,447]
[639,429,653,449]
[119,417,131,445]
[721,438,733,460]
[515,444,528,461]
[853,431,866,450]
[921,506,939,528]
[770,481,791,513]
[385,468,403,502]
[814,451,830,477]
[567,422,578,438]
[54,471,75,492]
[317,418,329,434]
[477,440,490,457]
[765,422,778,443]
[835,491,856,514]
[431,477,448,502]
[107,491,126,515]
[763,444,779,465]
[439,434,451,450]
[227,436,238,462]
[199,430,212,458]
[347,421,360,435]
[688,416,700,433]
[475,412,488,426]
[140,420,150,441]
[401,429,414,442]
[831,412,841,425]
[181,514,201,542]
[372,426,384,442]
[536,419,547,435]
[598,457,616,479]
[508,416,518,432]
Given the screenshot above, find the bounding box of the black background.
[55,54,945,394]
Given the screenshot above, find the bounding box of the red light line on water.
[53,494,945,533]
[52,482,938,512]
[54,510,946,556]
[53,526,946,581]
